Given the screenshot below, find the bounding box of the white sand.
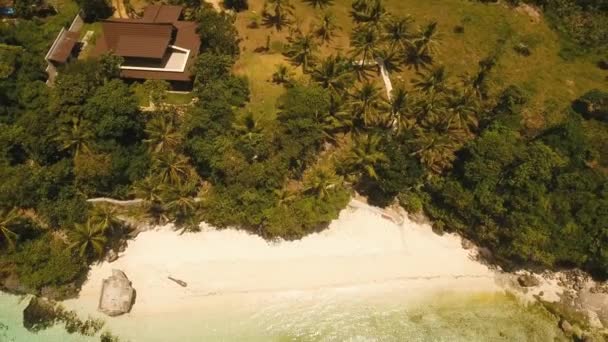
[64,201,503,319]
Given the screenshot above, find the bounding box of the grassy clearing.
[131,83,194,107]
[233,0,607,127]
[166,92,194,105]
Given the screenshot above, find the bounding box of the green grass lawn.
[131,83,194,107]
[233,0,607,128]
[165,92,194,105]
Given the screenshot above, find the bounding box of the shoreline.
[2,199,606,340]
[60,200,606,340]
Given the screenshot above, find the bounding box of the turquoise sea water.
[0,291,566,342]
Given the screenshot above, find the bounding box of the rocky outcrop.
[98,270,135,317]
[517,274,540,287]
[106,250,118,263]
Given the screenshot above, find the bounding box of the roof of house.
[96,21,173,59]
[142,4,182,23]
[120,21,200,82]
[47,30,80,64]
[92,5,200,82]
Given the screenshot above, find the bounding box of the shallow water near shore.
[0,290,565,341]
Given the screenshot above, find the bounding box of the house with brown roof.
[91,5,200,89]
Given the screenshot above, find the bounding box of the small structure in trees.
[45,11,84,85]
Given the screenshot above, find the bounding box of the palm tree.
[310,55,354,94]
[233,112,263,141]
[162,181,198,219]
[350,82,383,127]
[271,64,294,85]
[263,0,294,31]
[69,220,107,259]
[346,134,388,179]
[302,166,342,199]
[0,208,20,249]
[412,65,448,95]
[326,94,353,134]
[385,85,414,134]
[302,0,333,9]
[144,115,183,153]
[57,118,94,157]
[89,204,122,234]
[152,152,192,185]
[350,24,382,67]
[284,31,318,72]
[403,40,433,71]
[413,21,441,55]
[350,0,385,25]
[313,11,340,45]
[131,175,164,203]
[414,95,448,130]
[376,48,403,74]
[444,89,479,133]
[383,16,413,49]
[411,131,459,174]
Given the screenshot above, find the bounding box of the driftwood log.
[167,276,188,287]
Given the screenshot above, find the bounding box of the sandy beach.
[1,200,559,341]
[64,201,503,317]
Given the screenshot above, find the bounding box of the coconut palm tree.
[284,31,318,72]
[302,0,333,9]
[313,11,340,45]
[326,94,354,133]
[411,131,459,174]
[89,204,122,234]
[69,220,107,259]
[413,21,441,55]
[346,134,388,179]
[57,118,94,157]
[375,48,403,74]
[144,115,182,153]
[414,95,448,131]
[383,16,413,49]
[233,112,264,141]
[310,55,354,94]
[350,82,383,127]
[263,0,294,31]
[0,208,20,249]
[350,24,382,67]
[350,0,385,25]
[271,64,294,85]
[162,181,198,219]
[152,152,192,185]
[385,85,414,134]
[403,40,433,71]
[412,65,448,95]
[302,166,343,199]
[444,89,479,133]
[131,175,164,203]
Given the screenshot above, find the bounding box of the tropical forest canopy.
[0,0,607,299]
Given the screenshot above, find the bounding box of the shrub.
[513,43,532,56]
[224,0,248,11]
[572,89,608,122]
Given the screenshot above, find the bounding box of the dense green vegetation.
[0,0,607,299]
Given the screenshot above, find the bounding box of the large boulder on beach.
[98,270,135,316]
